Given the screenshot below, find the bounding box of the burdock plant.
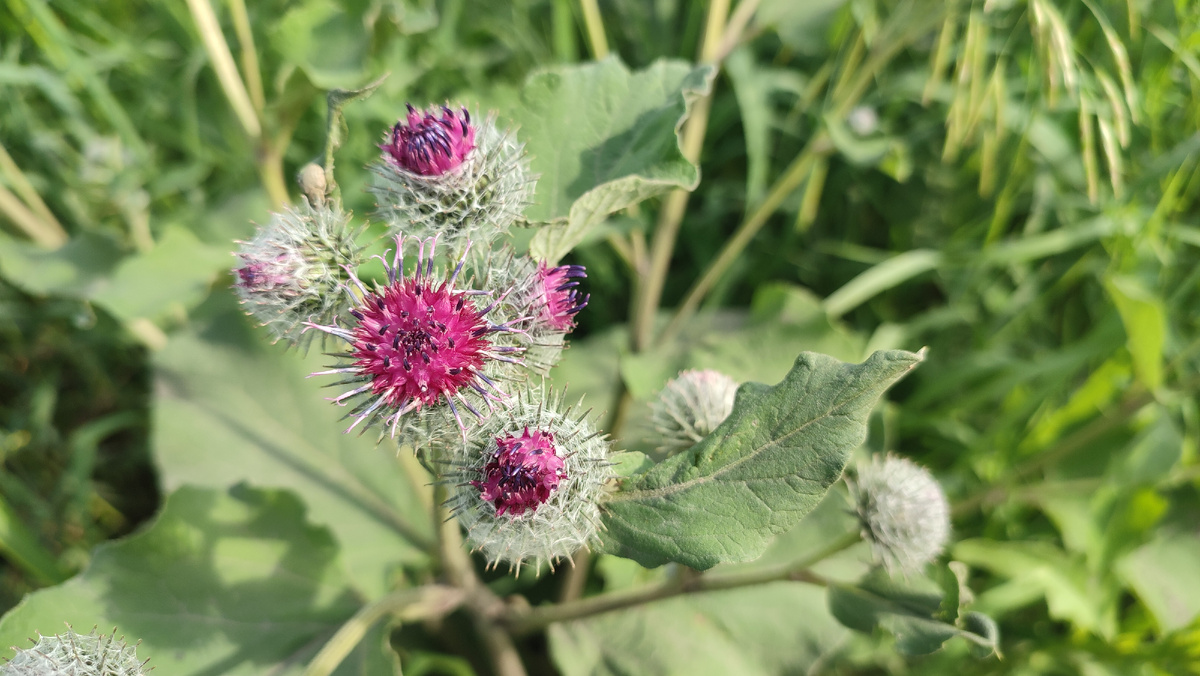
[210,77,993,675]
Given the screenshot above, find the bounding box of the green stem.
[187,0,262,140]
[659,132,832,346]
[507,531,858,636]
[0,184,64,249]
[557,550,591,602]
[226,0,265,114]
[0,141,67,247]
[578,0,609,59]
[301,585,465,676]
[632,0,730,351]
[433,486,529,676]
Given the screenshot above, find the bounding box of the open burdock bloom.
[382,103,476,176]
[471,427,566,517]
[474,252,589,375]
[306,235,527,442]
[445,387,613,572]
[534,262,588,332]
[370,103,535,253]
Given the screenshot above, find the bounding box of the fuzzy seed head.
[534,262,588,332]
[382,104,476,176]
[370,108,535,253]
[2,628,147,676]
[849,455,951,575]
[445,387,614,572]
[306,235,527,443]
[232,203,362,350]
[651,369,739,454]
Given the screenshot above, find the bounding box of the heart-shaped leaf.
[601,349,923,569]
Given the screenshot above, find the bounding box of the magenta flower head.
[473,251,588,374]
[445,387,614,572]
[382,104,476,176]
[471,427,566,517]
[306,235,526,442]
[232,203,363,350]
[535,262,589,332]
[371,105,535,253]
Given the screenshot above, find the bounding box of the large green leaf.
[1118,530,1200,631]
[510,57,714,262]
[828,568,999,657]
[549,582,845,676]
[601,349,923,569]
[153,300,434,597]
[0,485,397,676]
[954,539,1118,637]
[91,224,230,323]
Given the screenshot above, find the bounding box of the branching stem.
[506,531,859,636]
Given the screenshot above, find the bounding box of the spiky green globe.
[849,455,951,575]
[370,109,534,254]
[650,369,739,454]
[232,202,363,351]
[444,387,613,572]
[2,628,147,676]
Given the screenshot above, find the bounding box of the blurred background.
[1,0,1199,672]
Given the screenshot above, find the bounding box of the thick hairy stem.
[434,487,529,676]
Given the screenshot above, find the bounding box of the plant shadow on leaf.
[0,485,393,676]
[153,290,434,599]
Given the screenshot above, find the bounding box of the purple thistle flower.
[233,255,293,292]
[306,235,525,438]
[381,104,476,176]
[471,427,567,517]
[534,262,588,332]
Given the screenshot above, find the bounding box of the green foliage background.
[1,0,1199,673]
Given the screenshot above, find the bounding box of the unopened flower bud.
[2,627,148,676]
[232,204,363,350]
[445,387,614,572]
[651,369,739,454]
[849,455,950,575]
[370,104,534,253]
[296,162,328,206]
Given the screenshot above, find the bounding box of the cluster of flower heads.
[232,103,604,570]
[2,627,148,676]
